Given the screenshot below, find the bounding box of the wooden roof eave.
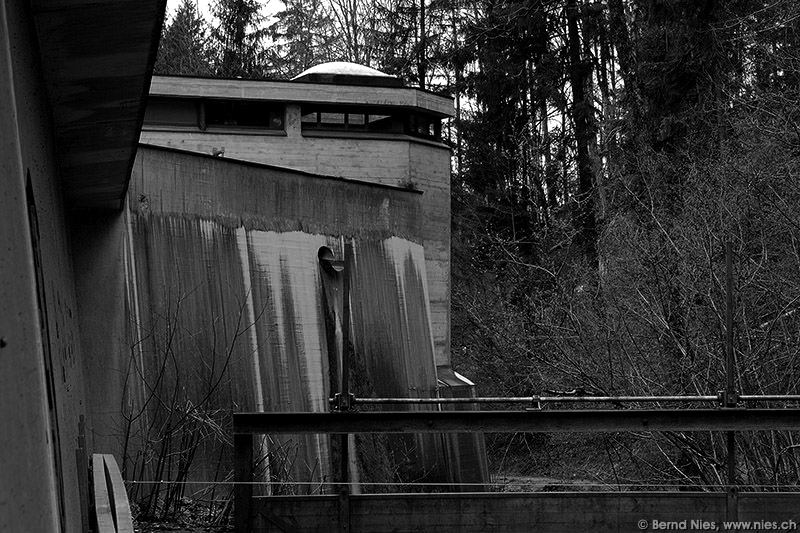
[33,0,167,210]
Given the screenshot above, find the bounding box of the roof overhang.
[33,0,166,210]
[149,76,455,118]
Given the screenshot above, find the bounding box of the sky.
[165,0,213,21]
[164,0,279,27]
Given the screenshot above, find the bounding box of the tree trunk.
[566,0,598,262]
[607,0,636,100]
[418,0,426,89]
[541,98,557,210]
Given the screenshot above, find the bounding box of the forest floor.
[485,431,672,491]
[134,518,231,533]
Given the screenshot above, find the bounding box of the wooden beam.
[92,454,134,533]
[248,492,800,533]
[91,455,115,533]
[102,454,134,533]
[233,409,800,435]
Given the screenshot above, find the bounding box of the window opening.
[367,114,393,131]
[143,97,200,128]
[406,112,441,140]
[348,113,366,127]
[319,112,346,128]
[301,106,441,140]
[205,100,285,130]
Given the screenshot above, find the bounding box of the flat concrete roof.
[34,0,166,210]
[149,75,455,118]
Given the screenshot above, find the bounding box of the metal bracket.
[718,390,740,408]
[331,393,356,411]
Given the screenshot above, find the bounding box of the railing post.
[234,432,254,532]
[726,486,738,530]
[724,241,739,530]
[338,488,351,533]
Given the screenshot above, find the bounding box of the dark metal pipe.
[340,394,800,405]
[341,240,352,401]
[739,395,800,401]
[340,240,353,491]
[351,396,719,404]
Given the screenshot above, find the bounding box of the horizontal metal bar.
[345,395,800,405]
[740,395,800,401]
[350,396,719,404]
[233,409,800,435]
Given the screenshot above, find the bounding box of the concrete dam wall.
[118,146,452,495]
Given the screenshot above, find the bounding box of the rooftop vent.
[292,62,404,88]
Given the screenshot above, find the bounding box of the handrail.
[332,394,800,406]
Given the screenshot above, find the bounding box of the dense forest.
[156,0,800,489]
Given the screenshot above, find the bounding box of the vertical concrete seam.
[124,196,149,435]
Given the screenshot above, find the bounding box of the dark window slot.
[144,97,200,128]
[205,100,285,130]
[301,106,441,139]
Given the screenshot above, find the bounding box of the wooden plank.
[102,454,134,533]
[252,492,800,532]
[254,507,301,532]
[252,493,734,533]
[738,493,800,524]
[91,454,115,533]
[233,409,800,435]
[252,496,338,532]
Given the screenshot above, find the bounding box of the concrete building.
[0,0,164,530]
[1,2,484,527]
[134,65,486,490]
[140,63,455,370]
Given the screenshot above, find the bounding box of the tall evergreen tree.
[269,0,336,78]
[369,0,419,82]
[154,0,213,76]
[210,0,270,77]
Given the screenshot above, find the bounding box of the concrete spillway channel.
[111,146,472,498]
